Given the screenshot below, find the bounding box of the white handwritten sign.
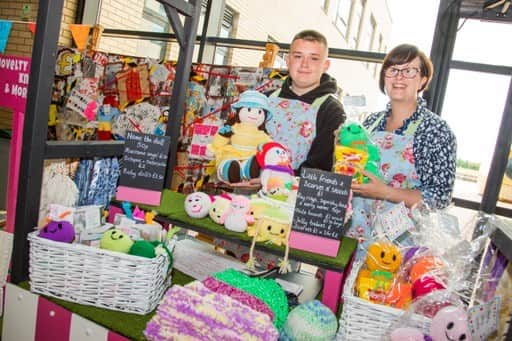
[292,168,352,240]
[118,131,170,191]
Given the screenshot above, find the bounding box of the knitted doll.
[207,90,273,183]
[255,141,297,202]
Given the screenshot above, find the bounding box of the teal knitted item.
[213,269,288,329]
[280,300,338,341]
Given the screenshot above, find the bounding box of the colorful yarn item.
[144,283,278,341]
[202,276,274,321]
[280,300,338,341]
[213,269,288,329]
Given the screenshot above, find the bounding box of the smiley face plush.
[39,220,75,243]
[184,192,212,219]
[100,229,133,253]
[430,306,470,341]
[366,241,402,273]
[246,206,292,273]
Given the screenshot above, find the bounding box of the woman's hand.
[351,170,389,200]
[351,170,423,207]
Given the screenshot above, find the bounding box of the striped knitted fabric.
[144,283,278,341]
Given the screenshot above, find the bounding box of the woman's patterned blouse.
[363,98,457,208]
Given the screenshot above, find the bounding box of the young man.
[266,30,346,173]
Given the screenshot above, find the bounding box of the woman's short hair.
[379,44,434,94]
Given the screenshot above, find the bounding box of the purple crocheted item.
[202,276,274,321]
[144,283,278,341]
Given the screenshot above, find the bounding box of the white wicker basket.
[337,260,431,340]
[28,231,172,315]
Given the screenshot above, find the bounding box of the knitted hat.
[232,90,272,114]
[256,141,289,167]
[280,300,338,341]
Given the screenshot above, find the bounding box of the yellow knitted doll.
[207,90,273,183]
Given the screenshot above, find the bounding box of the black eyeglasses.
[384,67,421,79]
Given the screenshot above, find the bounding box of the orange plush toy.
[356,241,402,302]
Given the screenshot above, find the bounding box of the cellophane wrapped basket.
[28,231,172,315]
[337,260,431,340]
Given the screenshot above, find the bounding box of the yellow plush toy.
[247,206,292,273]
[207,90,273,183]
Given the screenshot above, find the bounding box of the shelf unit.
[10,0,202,284]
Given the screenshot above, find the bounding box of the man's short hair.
[291,30,328,50]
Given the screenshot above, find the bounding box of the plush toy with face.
[224,195,254,233]
[334,122,381,184]
[184,192,212,219]
[38,220,75,243]
[247,207,292,273]
[256,142,297,201]
[209,194,232,224]
[366,241,402,273]
[207,90,273,183]
[100,229,134,253]
[429,306,470,341]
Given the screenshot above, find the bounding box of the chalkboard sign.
[118,131,170,191]
[291,168,352,240]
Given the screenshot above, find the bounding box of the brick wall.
[0,0,79,129]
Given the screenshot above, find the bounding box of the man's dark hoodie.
[270,73,346,174]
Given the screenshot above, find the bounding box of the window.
[334,0,352,37]
[373,33,384,77]
[366,15,376,51]
[349,0,363,48]
[214,6,237,65]
[135,0,171,59]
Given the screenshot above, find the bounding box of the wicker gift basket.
[337,260,431,340]
[28,231,172,315]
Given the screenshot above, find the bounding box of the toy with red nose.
[430,306,470,341]
[38,220,75,243]
[184,192,212,218]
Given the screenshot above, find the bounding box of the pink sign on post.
[0,55,31,112]
[6,111,24,233]
[1,55,31,234]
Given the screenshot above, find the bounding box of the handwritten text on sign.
[119,131,170,191]
[0,55,31,112]
[292,168,352,240]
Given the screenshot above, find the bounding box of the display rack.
[10,0,202,284]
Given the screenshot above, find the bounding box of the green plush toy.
[129,240,157,258]
[100,229,133,253]
[129,240,174,272]
[334,122,381,183]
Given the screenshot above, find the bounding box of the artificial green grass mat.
[139,189,357,271]
[18,270,195,341]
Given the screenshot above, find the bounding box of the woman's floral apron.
[347,113,423,256]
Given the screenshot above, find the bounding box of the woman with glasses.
[346,44,457,252]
